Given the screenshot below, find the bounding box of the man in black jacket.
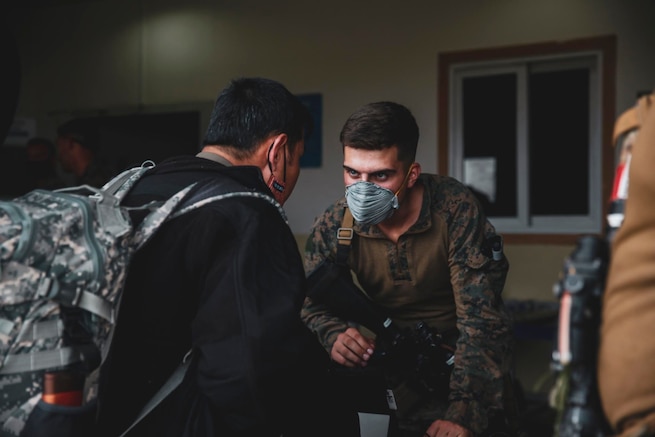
[97,77,326,437]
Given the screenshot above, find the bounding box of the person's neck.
[201,144,269,174]
[200,146,236,165]
[376,181,424,244]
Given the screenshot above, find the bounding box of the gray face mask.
[345,181,399,225]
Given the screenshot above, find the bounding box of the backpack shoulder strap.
[102,162,155,200]
[114,178,288,435]
[132,176,287,252]
[119,350,193,437]
[335,206,354,267]
[170,176,287,222]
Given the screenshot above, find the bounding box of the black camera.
[307,259,456,396]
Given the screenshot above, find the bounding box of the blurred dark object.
[0,22,21,145]
[306,260,455,398]
[551,236,612,437]
[56,117,114,187]
[26,137,65,190]
[505,299,559,341]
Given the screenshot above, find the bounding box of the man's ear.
[407,162,421,187]
[268,133,289,166]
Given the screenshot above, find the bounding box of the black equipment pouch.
[21,399,97,437]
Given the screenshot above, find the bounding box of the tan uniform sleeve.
[599,93,655,434]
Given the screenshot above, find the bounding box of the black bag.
[21,400,97,437]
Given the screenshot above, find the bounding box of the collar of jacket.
[134,155,272,199]
[196,151,233,166]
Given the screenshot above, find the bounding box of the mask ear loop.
[282,144,287,183]
[394,164,414,196]
[266,141,287,184]
[267,142,275,173]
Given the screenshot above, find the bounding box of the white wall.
[8,0,655,301]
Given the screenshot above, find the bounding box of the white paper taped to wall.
[464,157,496,202]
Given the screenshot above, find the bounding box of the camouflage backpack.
[0,162,286,436]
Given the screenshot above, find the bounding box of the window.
[438,36,616,244]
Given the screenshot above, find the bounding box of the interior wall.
[7,0,655,302]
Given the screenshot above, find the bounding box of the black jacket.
[97,156,327,437]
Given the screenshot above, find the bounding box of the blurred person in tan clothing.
[599,92,655,437]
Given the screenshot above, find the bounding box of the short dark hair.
[202,77,313,158]
[339,101,419,165]
[57,118,100,152]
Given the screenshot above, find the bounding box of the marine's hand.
[424,420,473,437]
[330,327,375,367]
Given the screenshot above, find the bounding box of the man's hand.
[424,419,473,437]
[330,327,375,367]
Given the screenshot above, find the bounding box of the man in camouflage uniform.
[302,101,514,437]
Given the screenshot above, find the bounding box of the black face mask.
[266,142,287,204]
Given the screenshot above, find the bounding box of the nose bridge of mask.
[346,181,394,199]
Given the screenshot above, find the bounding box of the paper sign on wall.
[464,157,496,202]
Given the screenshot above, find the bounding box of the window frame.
[438,36,616,245]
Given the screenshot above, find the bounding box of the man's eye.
[374,172,388,180]
[347,169,359,177]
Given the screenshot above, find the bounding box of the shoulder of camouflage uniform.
[420,173,479,216]
[421,173,489,264]
[310,198,347,232]
[306,198,347,252]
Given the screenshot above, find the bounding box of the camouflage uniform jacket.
[301,173,513,434]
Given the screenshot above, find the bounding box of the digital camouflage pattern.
[0,164,278,436]
[0,374,41,435]
[302,173,514,435]
[0,165,157,436]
